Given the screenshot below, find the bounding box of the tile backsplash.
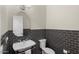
[46,29,79,54]
[1,29,79,54]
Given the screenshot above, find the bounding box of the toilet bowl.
[42,48,55,54]
[39,39,55,54]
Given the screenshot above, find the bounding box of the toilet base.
[42,48,55,54]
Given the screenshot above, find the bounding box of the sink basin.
[13,40,36,51]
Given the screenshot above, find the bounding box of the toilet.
[39,39,55,54]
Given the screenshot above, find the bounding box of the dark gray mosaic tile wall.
[46,29,65,54]
[2,29,79,54]
[64,31,79,54]
[46,29,79,54]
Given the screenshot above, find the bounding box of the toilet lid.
[42,48,55,54]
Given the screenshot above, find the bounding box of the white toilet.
[39,39,55,54]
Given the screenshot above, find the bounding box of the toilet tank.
[39,39,47,48]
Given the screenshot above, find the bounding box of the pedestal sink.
[0,45,3,54]
[13,40,36,52]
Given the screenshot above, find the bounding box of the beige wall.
[1,5,79,36]
[6,5,46,30]
[30,5,46,29]
[46,5,79,30]
[6,5,30,30]
[0,6,1,42]
[0,6,8,36]
[0,5,46,38]
[0,6,8,45]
